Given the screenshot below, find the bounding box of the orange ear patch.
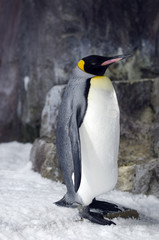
[78,60,86,72]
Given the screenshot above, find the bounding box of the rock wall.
[1,0,159,141]
[30,78,159,197]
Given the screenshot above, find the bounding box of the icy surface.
[0,142,159,240]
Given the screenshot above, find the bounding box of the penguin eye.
[91,62,96,66]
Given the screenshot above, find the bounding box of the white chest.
[77,76,120,205]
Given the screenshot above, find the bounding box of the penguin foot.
[89,199,126,214]
[54,195,79,208]
[89,199,139,220]
[79,206,116,226]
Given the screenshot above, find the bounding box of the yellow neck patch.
[78,60,86,72]
[91,76,113,90]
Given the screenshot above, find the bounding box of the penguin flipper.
[69,78,91,192]
[69,115,82,192]
[79,206,115,226]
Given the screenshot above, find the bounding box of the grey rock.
[30,138,63,182]
[114,79,157,167]
[30,85,65,182]
[117,159,159,198]
[152,79,159,156]
[133,159,159,197]
[40,85,65,140]
[117,165,135,192]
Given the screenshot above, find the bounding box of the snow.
[0,142,159,240]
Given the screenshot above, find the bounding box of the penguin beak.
[101,54,131,66]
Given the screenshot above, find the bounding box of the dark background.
[0,0,159,142]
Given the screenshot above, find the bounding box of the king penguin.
[55,54,129,225]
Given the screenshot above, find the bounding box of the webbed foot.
[79,206,116,226]
[54,195,79,208]
[89,199,126,214]
[89,199,139,219]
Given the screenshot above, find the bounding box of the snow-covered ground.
[0,142,159,240]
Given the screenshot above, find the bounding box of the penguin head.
[78,54,130,76]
